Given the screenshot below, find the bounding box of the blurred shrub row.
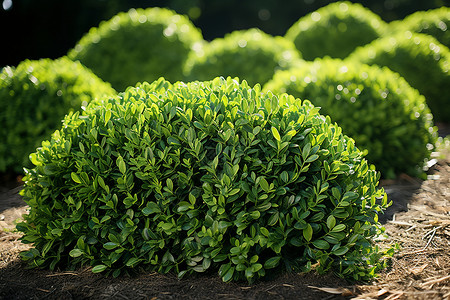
[1,3,447,177]
[2,0,449,67]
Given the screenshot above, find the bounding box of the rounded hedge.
[285,1,387,60]
[264,58,437,179]
[388,7,450,49]
[0,57,116,174]
[347,32,450,122]
[18,77,393,282]
[68,7,203,91]
[183,28,302,86]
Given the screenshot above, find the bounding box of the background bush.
[18,77,392,282]
[183,28,302,86]
[68,7,203,91]
[264,58,437,179]
[348,32,450,122]
[285,1,387,60]
[388,7,450,49]
[0,57,116,174]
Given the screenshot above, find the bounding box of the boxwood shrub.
[388,7,450,49]
[18,77,393,283]
[0,57,116,174]
[285,1,387,60]
[183,28,302,86]
[348,32,450,122]
[264,58,437,179]
[68,7,203,91]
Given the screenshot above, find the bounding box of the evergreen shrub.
[184,28,302,86]
[264,58,437,178]
[18,77,394,282]
[68,7,203,91]
[0,57,116,173]
[388,7,450,49]
[348,32,450,122]
[285,1,387,60]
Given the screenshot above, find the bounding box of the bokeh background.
[2,0,449,68]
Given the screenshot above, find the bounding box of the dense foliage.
[389,7,450,49]
[285,1,387,60]
[348,32,450,122]
[0,57,116,173]
[184,28,302,86]
[68,7,203,91]
[264,58,437,179]
[18,77,393,283]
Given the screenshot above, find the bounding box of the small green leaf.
[271,126,281,142]
[69,249,83,257]
[326,215,336,230]
[268,212,279,226]
[333,246,349,256]
[260,227,269,237]
[116,156,126,174]
[142,202,161,215]
[305,154,319,163]
[103,242,118,250]
[105,110,111,124]
[250,210,261,219]
[161,223,173,231]
[303,224,313,242]
[92,264,107,273]
[71,172,81,184]
[312,239,330,250]
[166,178,174,191]
[302,143,311,158]
[332,224,346,232]
[126,257,140,267]
[264,256,281,269]
[222,266,235,282]
[280,171,289,183]
[259,177,269,192]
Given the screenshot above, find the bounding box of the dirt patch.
[0,155,449,299]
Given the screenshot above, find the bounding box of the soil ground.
[0,132,449,300]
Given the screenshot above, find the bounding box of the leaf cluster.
[184,28,302,86]
[0,57,116,173]
[68,7,203,91]
[17,76,393,283]
[348,32,450,122]
[285,1,387,60]
[264,58,437,179]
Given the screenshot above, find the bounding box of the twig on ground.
[421,226,440,251]
[421,274,450,288]
[46,272,79,277]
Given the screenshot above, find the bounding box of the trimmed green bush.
[264,58,437,179]
[68,7,203,91]
[18,77,393,283]
[0,57,116,173]
[348,32,450,122]
[285,1,387,60]
[184,28,302,86]
[388,7,450,49]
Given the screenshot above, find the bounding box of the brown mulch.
[0,154,449,299]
